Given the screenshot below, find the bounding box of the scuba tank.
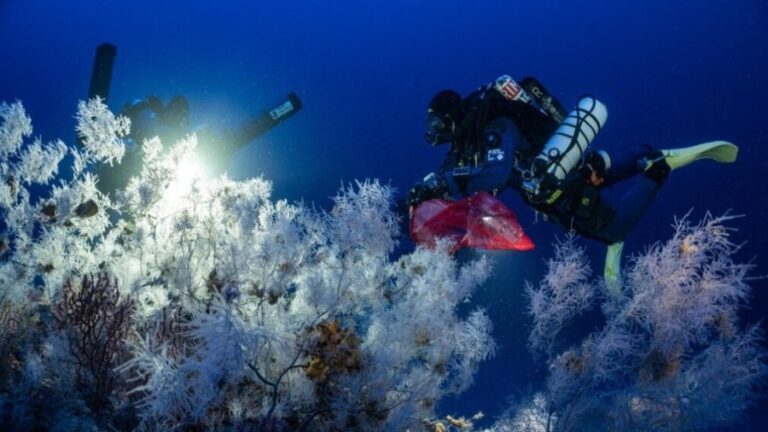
[521,77,567,124]
[522,96,608,203]
[494,75,535,105]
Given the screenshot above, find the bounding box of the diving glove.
[406,172,448,208]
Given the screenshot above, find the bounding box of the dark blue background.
[2,0,767,429]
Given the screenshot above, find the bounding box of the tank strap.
[543,97,605,180]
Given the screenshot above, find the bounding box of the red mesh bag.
[410,192,534,252]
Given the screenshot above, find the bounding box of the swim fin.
[661,140,738,171]
[88,43,117,103]
[604,242,623,299]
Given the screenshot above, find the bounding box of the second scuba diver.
[406,75,738,296]
[95,92,302,195]
[82,43,303,195]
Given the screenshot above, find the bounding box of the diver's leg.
[596,140,737,186]
[600,175,662,243]
[596,140,738,295]
[604,140,739,234]
[597,174,661,296]
[601,145,658,185]
[596,139,737,239]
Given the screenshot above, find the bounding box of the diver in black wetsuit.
[94,92,302,194]
[83,43,303,195]
[407,76,738,289]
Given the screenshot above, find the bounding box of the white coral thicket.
[490,215,766,432]
[0,99,494,431]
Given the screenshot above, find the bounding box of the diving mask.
[424,113,452,145]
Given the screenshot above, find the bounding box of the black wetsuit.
[424,88,662,245]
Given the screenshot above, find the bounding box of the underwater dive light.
[229,92,303,151]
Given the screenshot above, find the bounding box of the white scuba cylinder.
[534,96,608,182]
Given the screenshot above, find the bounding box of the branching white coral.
[0,101,32,158]
[526,235,595,357]
[0,100,495,431]
[491,214,766,432]
[74,97,129,172]
[17,138,67,185]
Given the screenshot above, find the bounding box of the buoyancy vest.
[440,86,560,195]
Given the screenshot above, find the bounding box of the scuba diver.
[83,43,303,194]
[95,91,302,193]
[406,75,738,293]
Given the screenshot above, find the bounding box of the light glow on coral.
[172,152,207,194]
[156,144,210,219]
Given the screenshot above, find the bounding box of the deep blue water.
[2,0,767,429]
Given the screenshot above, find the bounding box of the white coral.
[495,214,766,432]
[74,97,129,173]
[0,100,496,431]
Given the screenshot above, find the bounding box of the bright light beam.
[157,151,210,218]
